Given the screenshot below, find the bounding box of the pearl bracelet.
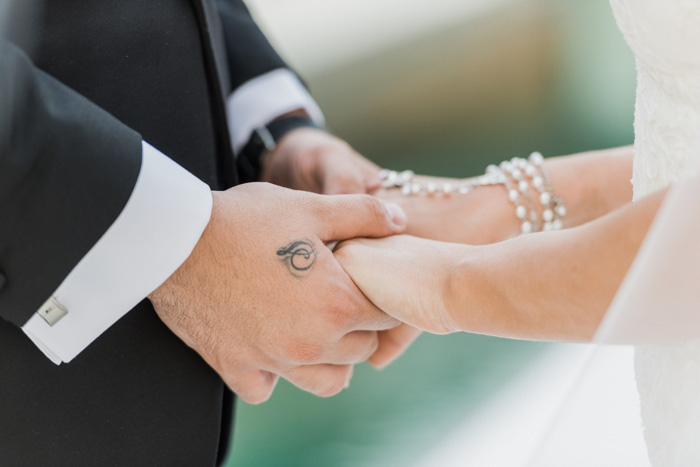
[379,169,503,196]
[492,161,538,234]
[528,152,566,231]
[378,151,566,234]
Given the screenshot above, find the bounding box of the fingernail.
[385,203,407,228]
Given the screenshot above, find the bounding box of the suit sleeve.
[1,40,213,364]
[215,0,325,160]
[0,39,142,327]
[215,0,287,91]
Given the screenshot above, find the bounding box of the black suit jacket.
[0,1,291,465]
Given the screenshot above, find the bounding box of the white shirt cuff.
[22,141,213,364]
[227,68,325,155]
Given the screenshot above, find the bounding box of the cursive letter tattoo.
[277,239,318,277]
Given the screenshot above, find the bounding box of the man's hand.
[258,125,418,370]
[261,127,381,195]
[367,323,423,370]
[148,183,406,404]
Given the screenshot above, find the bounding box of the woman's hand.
[373,147,635,246]
[335,235,468,335]
[373,176,520,245]
[335,235,471,368]
[338,186,667,346]
[333,147,636,366]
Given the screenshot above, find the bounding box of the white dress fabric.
[605,1,700,464]
[531,1,700,465]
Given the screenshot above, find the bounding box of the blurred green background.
[227,0,635,465]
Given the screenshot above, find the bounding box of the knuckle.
[284,340,325,364]
[335,138,353,152]
[310,196,333,223]
[292,370,324,395]
[328,304,358,330]
[360,194,384,217]
[361,195,390,231]
[330,174,362,190]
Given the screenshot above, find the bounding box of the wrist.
[377,154,569,243]
[443,244,488,332]
[447,242,521,336]
[544,156,597,227]
[239,113,321,184]
[470,183,523,243]
[543,146,633,227]
[149,191,224,306]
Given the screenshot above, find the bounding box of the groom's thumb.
[321,195,406,241]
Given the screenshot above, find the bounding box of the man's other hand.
[262,127,381,195]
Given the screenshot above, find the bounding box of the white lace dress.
[610,0,700,464]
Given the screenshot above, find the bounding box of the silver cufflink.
[37,296,68,326]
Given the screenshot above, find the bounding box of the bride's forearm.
[543,146,633,228]
[449,186,665,342]
[376,146,633,246]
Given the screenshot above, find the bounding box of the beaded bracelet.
[378,151,566,234]
[528,152,566,231]
[379,169,504,196]
[494,161,538,234]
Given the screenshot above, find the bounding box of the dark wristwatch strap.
[238,115,320,184]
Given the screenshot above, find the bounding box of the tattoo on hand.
[277,239,318,277]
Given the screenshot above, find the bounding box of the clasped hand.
[149,129,469,404]
[149,183,407,404]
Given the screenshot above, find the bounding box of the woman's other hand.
[335,235,467,335]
